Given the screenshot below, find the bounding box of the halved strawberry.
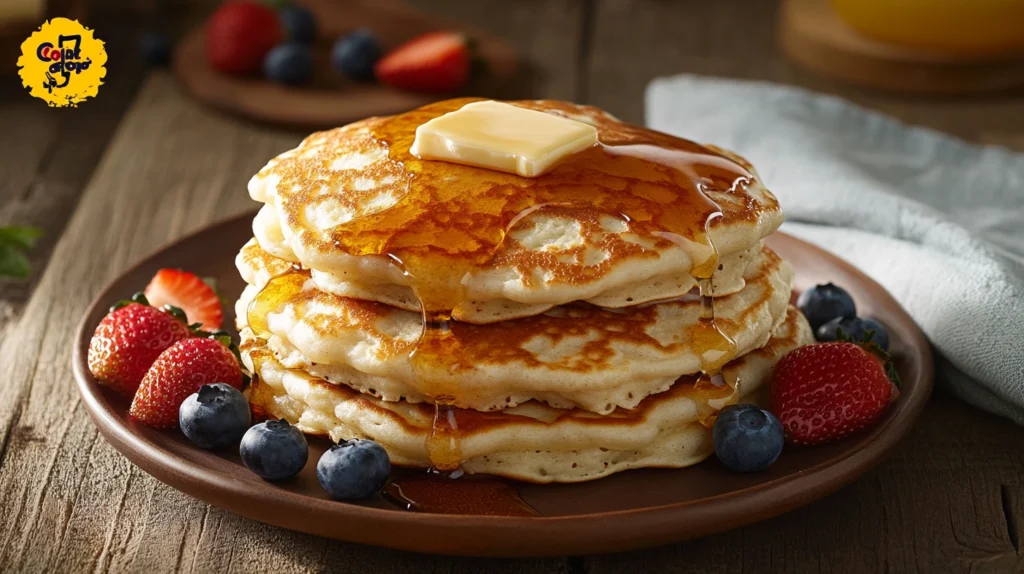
[143,269,223,331]
[374,31,471,93]
[129,336,243,428]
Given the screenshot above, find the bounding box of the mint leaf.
[0,226,42,250]
[0,226,42,279]
[0,245,31,279]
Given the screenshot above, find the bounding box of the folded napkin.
[646,75,1024,425]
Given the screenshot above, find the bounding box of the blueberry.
[317,439,391,500]
[861,318,890,351]
[713,404,784,473]
[140,33,172,66]
[179,383,251,449]
[240,420,309,480]
[279,4,317,44]
[263,43,313,86]
[331,29,381,81]
[797,282,856,331]
[816,316,890,351]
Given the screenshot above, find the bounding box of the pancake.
[235,244,794,414]
[240,236,765,321]
[243,306,812,483]
[248,98,783,324]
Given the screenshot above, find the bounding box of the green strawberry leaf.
[461,36,488,79]
[835,326,901,390]
[859,339,901,390]
[886,359,903,390]
[110,292,151,312]
[470,56,489,79]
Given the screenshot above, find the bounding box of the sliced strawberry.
[87,301,191,396]
[143,269,223,331]
[374,32,471,93]
[130,337,243,428]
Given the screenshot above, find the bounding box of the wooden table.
[2,1,1023,572]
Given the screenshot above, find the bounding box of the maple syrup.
[246,269,309,339]
[250,99,754,475]
[383,471,538,517]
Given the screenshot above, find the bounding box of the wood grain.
[583,0,1024,572]
[0,6,145,348]
[3,0,1024,571]
[0,74,570,574]
[582,388,1024,573]
[0,0,583,570]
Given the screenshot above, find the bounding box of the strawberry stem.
[163,305,188,324]
[110,291,150,312]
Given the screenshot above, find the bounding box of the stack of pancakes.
[236,99,812,483]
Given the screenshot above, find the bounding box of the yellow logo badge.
[17,18,107,107]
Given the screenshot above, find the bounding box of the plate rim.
[71,209,934,557]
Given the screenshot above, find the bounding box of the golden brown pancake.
[236,244,794,413]
[248,98,784,324]
[243,306,812,483]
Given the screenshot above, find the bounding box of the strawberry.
[769,342,895,446]
[374,32,471,93]
[206,1,282,75]
[144,269,223,331]
[87,299,191,396]
[129,337,243,428]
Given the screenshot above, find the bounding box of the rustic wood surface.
[1,0,1023,572]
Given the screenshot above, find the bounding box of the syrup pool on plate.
[384,471,539,516]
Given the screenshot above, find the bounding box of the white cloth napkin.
[646,75,1024,424]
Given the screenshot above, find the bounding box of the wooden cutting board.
[779,0,1024,94]
[173,0,519,129]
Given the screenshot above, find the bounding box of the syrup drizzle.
[251,99,754,475]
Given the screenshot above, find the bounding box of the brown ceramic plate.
[72,210,933,557]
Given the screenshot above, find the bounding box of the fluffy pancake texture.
[236,243,794,413]
[248,229,766,322]
[235,97,807,483]
[243,306,812,483]
[248,98,783,324]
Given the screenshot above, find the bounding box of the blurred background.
[3,0,1023,294]
[4,0,1024,124]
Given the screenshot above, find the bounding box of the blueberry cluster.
[797,283,890,350]
[265,4,382,87]
[179,384,390,500]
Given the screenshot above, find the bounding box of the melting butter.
[409,100,598,177]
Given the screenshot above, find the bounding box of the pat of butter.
[410,101,598,177]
